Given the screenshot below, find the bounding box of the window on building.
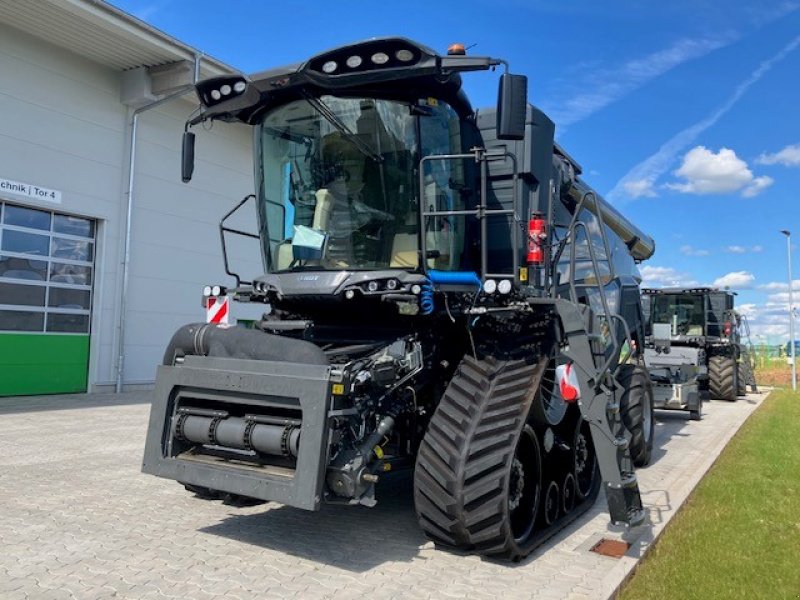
[0,202,95,334]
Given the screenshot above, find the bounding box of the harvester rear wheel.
[708,355,736,401]
[617,365,654,467]
[737,361,746,396]
[413,355,548,560]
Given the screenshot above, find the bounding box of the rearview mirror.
[496,74,528,140]
[181,131,195,183]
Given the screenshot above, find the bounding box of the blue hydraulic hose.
[427,270,482,288]
[419,271,481,315]
[420,280,435,315]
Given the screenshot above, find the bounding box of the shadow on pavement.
[649,410,693,465]
[200,473,427,571]
[0,391,150,414]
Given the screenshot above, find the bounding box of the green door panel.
[0,333,89,396]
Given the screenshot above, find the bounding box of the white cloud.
[756,143,800,166]
[665,146,773,196]
[737,303,759,318]
[680,245,710,256]
[608,34,800,202]
[713,271,755,289]
[767,291,800,304]
[726,245,763,253]
[623,179,658,198]
[736,298,796,342]
[742,175,775,197]
[758,279,800,291]
[640,265,699,288]
[541,36,734,127]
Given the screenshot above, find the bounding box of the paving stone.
[0,389,767,600]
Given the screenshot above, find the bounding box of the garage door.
[0,202,96,396]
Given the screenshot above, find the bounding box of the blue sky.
[111,0,800,343]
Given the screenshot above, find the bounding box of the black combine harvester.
[142,38,657,560]
[643,287,757,405]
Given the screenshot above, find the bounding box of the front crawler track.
[413,355,600,560]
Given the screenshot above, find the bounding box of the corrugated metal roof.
[0,0,238,77]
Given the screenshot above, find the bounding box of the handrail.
[219,194,259,287]
[418,148,520,282]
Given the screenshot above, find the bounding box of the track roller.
[562,472,576,514]
[543,481,560,526]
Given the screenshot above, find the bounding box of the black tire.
[413,355,548,560]
[708,355,736,401]
[736,361,746,396]
[530,358,567,426]
[617,365,654,467]
[689,405,702,421]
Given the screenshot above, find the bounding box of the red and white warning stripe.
[206,296,229,324]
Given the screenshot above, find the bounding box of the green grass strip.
[619,390,800,600]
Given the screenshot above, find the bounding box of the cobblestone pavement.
[0,389,767,599]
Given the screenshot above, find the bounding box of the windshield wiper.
[302,92,383,163]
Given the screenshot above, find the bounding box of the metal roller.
[175,414,300,457]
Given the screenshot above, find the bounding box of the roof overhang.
[0,0,237,78]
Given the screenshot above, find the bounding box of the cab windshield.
[258,96,469,272]
[651,294,705,336]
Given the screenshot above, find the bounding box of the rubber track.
[413,355,547,560]
[708,355,735,401]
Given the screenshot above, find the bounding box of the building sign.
[0,177,62,204]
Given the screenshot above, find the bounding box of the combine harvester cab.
[142,38,658,560]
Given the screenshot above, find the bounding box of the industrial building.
[0,0,260,395]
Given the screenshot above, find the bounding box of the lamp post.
[780,230,796,391]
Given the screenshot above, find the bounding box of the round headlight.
[498,279,512,294]
[483,279,497,294]
[396,49,414,62]
[202,285,212,296]
[220,84,232,96]
[411,284,421,295]
[371,52,389,65]
[211,285,222,296]
[386,279,398,291]
[367,281,379,292]
[322,60,337,73]
[233,81,246,93]
[210,89,221,101]
[345,289,355,300]
[346,55,362,68]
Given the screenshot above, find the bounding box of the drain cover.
[590,538,630,558]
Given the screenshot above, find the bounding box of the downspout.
[115,52,202,393]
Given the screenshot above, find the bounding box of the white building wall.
[0,21,260,390]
